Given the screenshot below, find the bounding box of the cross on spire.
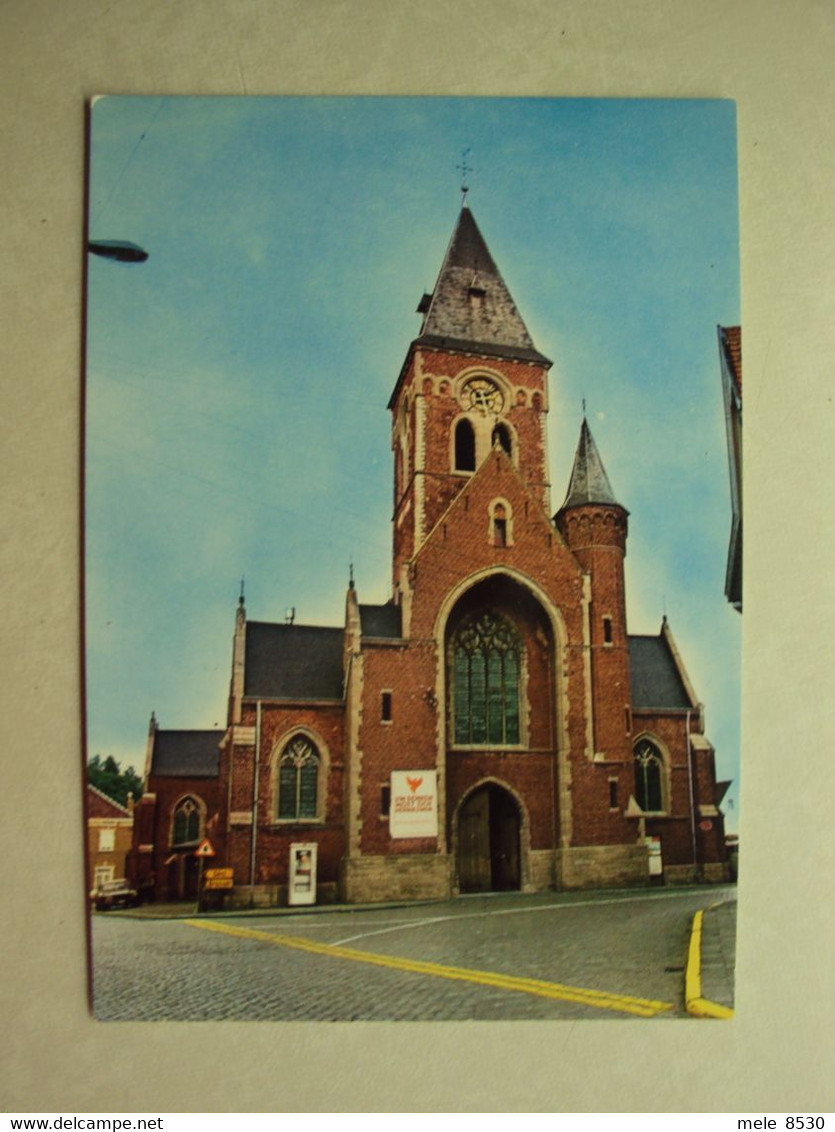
[456,148,472,205]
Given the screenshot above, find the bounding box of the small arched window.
[452,612,521,745]
[172,796,201,846]
[491,422,512,457]
[278,736,320,820]
[491,502,508,547]
[454,418,476,472]
[634,739,665,813]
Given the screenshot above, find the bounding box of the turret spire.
[560,418,621,510]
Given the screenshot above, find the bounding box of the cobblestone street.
[92,886,736,1021]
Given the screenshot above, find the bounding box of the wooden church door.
[457,785,521,893]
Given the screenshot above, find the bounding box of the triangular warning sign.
[194,838,215,858]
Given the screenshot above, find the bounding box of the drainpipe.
[685,709,699,881]
[249,700,262,903]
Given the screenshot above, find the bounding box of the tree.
[87,754,143,807]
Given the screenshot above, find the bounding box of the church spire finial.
[239,576,245,607]
[349,560,355,590]
[456,147,472,207]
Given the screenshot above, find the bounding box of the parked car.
[91,879,140,911]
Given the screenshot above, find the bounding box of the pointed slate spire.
[415,207,550,365]
[560,418,622,510]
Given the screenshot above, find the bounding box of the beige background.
[2,0,833,1113]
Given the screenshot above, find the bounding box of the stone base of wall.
[526,849,556,892]
[226,882,339,909]
[341,854,453,904]
[702,862,732,883]
[663,865,699,885]
[557,844,650,890]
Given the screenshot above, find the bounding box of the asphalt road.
[91,885,736,1021]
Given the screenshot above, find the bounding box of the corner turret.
[555,418,631,761]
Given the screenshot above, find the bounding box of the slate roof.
[359,602,402,638]
[628,635,692,710]
[559,418,622,510]
[150,730,223,778]
[414,207,551,367]
[244,621,344,701]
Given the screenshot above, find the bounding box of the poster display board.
[389,770,438,839]
[645,836,663,876]
[288,842,317,905]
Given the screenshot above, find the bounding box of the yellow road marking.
[685,908,734,1020]
[184,918,674,1018]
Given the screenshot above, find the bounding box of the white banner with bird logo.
[389,770,438,839]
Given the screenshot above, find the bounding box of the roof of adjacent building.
[86,783,132,818]
[720,325,742,393]
[559,418,622,511]
[359,602,402,638]
[244,621,344,700]
[628,633,692,710]
[413,207,551,367]
[150,730,223,778]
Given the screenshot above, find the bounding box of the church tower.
[388,205,554,596]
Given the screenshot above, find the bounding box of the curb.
[101,897,446,922]
[685,905,734,1019]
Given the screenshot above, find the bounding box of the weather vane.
[456,148,472,204]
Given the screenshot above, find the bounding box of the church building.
[130,204,730,905]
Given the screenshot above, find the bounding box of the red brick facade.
[131,206,729,904]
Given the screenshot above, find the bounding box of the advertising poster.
[390,771,438,839]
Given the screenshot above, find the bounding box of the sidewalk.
[686,898,737,1016]
[107,897,442,921]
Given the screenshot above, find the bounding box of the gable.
[418,445,576,568]
[86,784,131,818]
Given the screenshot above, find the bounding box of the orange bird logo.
[406,776,423,794]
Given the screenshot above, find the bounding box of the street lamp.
[88,239,148,263]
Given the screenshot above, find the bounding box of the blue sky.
[85,96,741,827]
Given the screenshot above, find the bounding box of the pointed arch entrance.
[456,783,521,893]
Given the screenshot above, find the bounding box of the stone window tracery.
[451,612,521,745]
[633,739,666,813]
[277,736,320,820]
[172,796,201,846]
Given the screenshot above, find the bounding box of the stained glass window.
[634,740,664,812]
[278,737,320,820]
[452,612,521,745]
[172,796,200,845]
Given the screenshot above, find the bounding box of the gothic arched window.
[492,422,512,457]
[633,739,665,813]
[452,612,521,745]
[172,796,201,846]
[277,736,320,820]
[454,418,476,472]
